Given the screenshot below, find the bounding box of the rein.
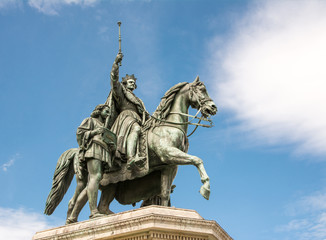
[170,110,213,137]
[146,108,213,137]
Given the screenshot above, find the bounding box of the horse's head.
[188,76,217,117]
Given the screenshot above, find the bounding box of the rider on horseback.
[106,52,148,170]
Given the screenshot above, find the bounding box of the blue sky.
[1,0,326,239]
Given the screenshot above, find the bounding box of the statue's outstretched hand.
[115,52,123,64]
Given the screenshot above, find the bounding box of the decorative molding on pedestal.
[33,206,232,240]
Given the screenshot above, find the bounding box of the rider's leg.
[86,159,103,217]
[126,123,141,158]
[126,123,145,169]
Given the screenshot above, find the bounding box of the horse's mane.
[143,82,188,130]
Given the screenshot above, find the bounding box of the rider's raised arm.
[110,53,123,101]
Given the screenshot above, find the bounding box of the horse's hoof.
[99,209,114,215]
[65,217,77,225]
[199,183,210,200]
[89,212,106,219]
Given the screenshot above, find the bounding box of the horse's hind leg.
[161,146,210,200]
[160,167,177,206]
[98,184,117,215]
[67,178,87,220]
[66,188,88,224]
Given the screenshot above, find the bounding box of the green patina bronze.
[44,23,217,224]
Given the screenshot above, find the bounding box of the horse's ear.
[193,75,200,84]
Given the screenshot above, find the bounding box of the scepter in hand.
[117,21,122,66]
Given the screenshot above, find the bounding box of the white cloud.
[285,190,326,216]
[276,219,311,232]
[277,215,326,240]
[0,207,57,240]
[0,0,22,10]
[2,159,14,171]
[300,192,326,212]
[28,0,99,15]
[210,0,326,156]
[98,26,109,35]
[308,212,326,239]
[277,190,326,240]
[1,153,20,172]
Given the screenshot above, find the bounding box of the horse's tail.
[44,148,78,215]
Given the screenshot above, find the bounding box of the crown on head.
[122,74,137,82]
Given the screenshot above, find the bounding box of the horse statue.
[44,76,217,223]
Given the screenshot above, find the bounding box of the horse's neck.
[166,90,190,133]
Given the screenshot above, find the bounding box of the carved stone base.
[33,206,232,240]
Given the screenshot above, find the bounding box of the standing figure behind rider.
[76,104,113,219]
[107,52,147,170]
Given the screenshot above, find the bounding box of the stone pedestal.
[33,206,232,240]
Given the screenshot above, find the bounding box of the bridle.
[146,82,214,137]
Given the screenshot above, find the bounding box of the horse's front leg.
[161,147,210,200]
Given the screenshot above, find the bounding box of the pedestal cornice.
[33,206,232,240]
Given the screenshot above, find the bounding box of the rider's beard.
[127,86,134,91]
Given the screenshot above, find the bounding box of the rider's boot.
[127,155,146,170]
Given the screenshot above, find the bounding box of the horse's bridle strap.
[170,111,212,123]
[148,112,212,128]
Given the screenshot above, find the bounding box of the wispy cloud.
[285,190,326,217]
[276,219,311,232]
[277,190,326,240]
[98,26,109,35]
[0,207,58,240]
[28,0,99,15]
[0,0,22,10]
[1,153,20,172]
[97,25,112,42]
[277,216,326,240]
[209,0,326,156]
[0,0,98,14]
